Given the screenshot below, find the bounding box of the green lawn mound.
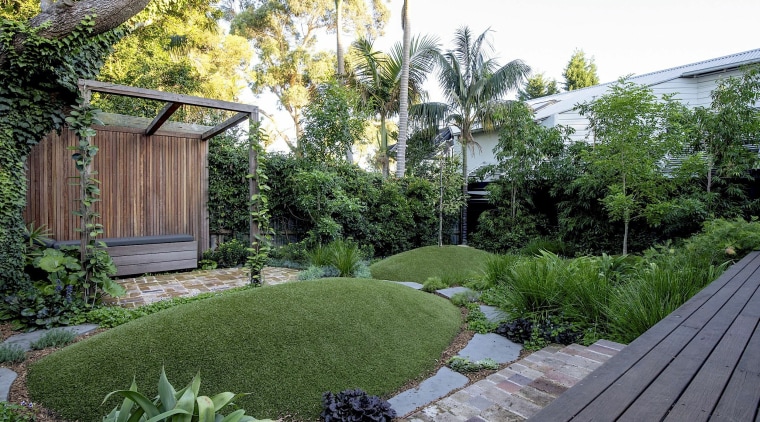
[27,279,461,421]
[370,245,494,283]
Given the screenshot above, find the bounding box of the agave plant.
[102,367,273,422]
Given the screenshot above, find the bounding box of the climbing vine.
[0,16,124,294]
[65,98,123,304]
[246,123,272,286]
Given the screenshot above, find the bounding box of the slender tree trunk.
[380,114,389,178]
[511,184,517,219]
[439,151,444,247]
[334,0,352,164]
[461,137,469,245]
[395,0,411,177]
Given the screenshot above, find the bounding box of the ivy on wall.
[0,16,123,292]
[246,123,272,286]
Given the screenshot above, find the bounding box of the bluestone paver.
[396,281,424,290]
[389,367,469,417]
[436,287,475,299]
[0,368,17,402]
[456,333,522,363]
[479,305,506,324]
[3,323,99,351]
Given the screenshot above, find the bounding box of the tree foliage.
[429,26,530,244]
[518,72,560,100]
[300,78,369,162]
[576,80,690,254]
[231,0,389,152]
[563,49,599,91]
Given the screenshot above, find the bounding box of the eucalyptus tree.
[348,34,439,177]
[426,26,530,244]
[230,0,389,155]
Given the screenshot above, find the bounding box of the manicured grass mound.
[370,245,494,283]
[28,279,460,421]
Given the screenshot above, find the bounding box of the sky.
[259,0,760,151]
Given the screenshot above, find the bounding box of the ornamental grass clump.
[0,343,26,363]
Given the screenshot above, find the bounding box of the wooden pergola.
[24,79,261,274]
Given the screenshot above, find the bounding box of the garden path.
[104,266,301,307]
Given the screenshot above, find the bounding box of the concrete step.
[403,340,626,421]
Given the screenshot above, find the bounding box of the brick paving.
[402,340,626,422]
[104,266,300,307]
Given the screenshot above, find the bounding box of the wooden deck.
[530,251,760,422]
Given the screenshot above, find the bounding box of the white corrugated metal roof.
[526,48,760,120]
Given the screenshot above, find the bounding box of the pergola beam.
[79,79,259,114]
[146,102,181,136]
[202,112,250,141]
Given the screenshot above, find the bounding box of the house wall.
[540,68,748,145]
[24,126,209,258]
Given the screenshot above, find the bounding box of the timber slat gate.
[530,251,760,421]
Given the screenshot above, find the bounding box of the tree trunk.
[335,0,345,76]
[395,0,411,178]
[29,0,150,39]
[461,137,469,245]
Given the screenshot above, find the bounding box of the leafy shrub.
[0,402,36,422]
[202,239,249,268]
[29,328,77,350]
[320,389,396,422]
[102,367,273,422]
[307,243,333,267]
[421,276,447,292]
[449,290,481,307]
[352,262,372,279]
[684,217,760,266]
[198,259,217,270]
[446,356,499,373]
[0,343,26,363]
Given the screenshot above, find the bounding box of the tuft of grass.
[30,328,77,350]
[370,246,494,283]
[0,343,26,363]
[28,279,461,422]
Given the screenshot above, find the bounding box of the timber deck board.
[529,251,760,422]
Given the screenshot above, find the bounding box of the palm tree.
[395,0,411,177]
[432,26,530,244]
[348,34,439,177]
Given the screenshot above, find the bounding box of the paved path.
[105,266,300,307]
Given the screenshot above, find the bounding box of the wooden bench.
[530,250,760,421]
[53,235,198,277]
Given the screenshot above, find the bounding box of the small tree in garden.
[300,79,369,163]
[577,80,689,254]
[690,66,760,217]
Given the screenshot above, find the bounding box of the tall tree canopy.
[230,0,389,153]
[428,26,530,244]
[348,34,439,177]
[563,49,599,91]
[518,72,560,100]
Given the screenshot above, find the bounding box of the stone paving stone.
[3,324,99,351]
[479,305,506,323]
[496,380,522,394]
[481,405,525,422]
[396,281,424,290]
[388,367,469,417]
[528,377,568,397]
[515,385,556,408]
[560,343,611,363]
[500,394,543,419]
[595,339,626,351]
[543,368,582,388]
[0,367,18,402]
[507,363,545,380]
[587,343,620,357]
[456,333,522,363]
[436,286,475,299]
